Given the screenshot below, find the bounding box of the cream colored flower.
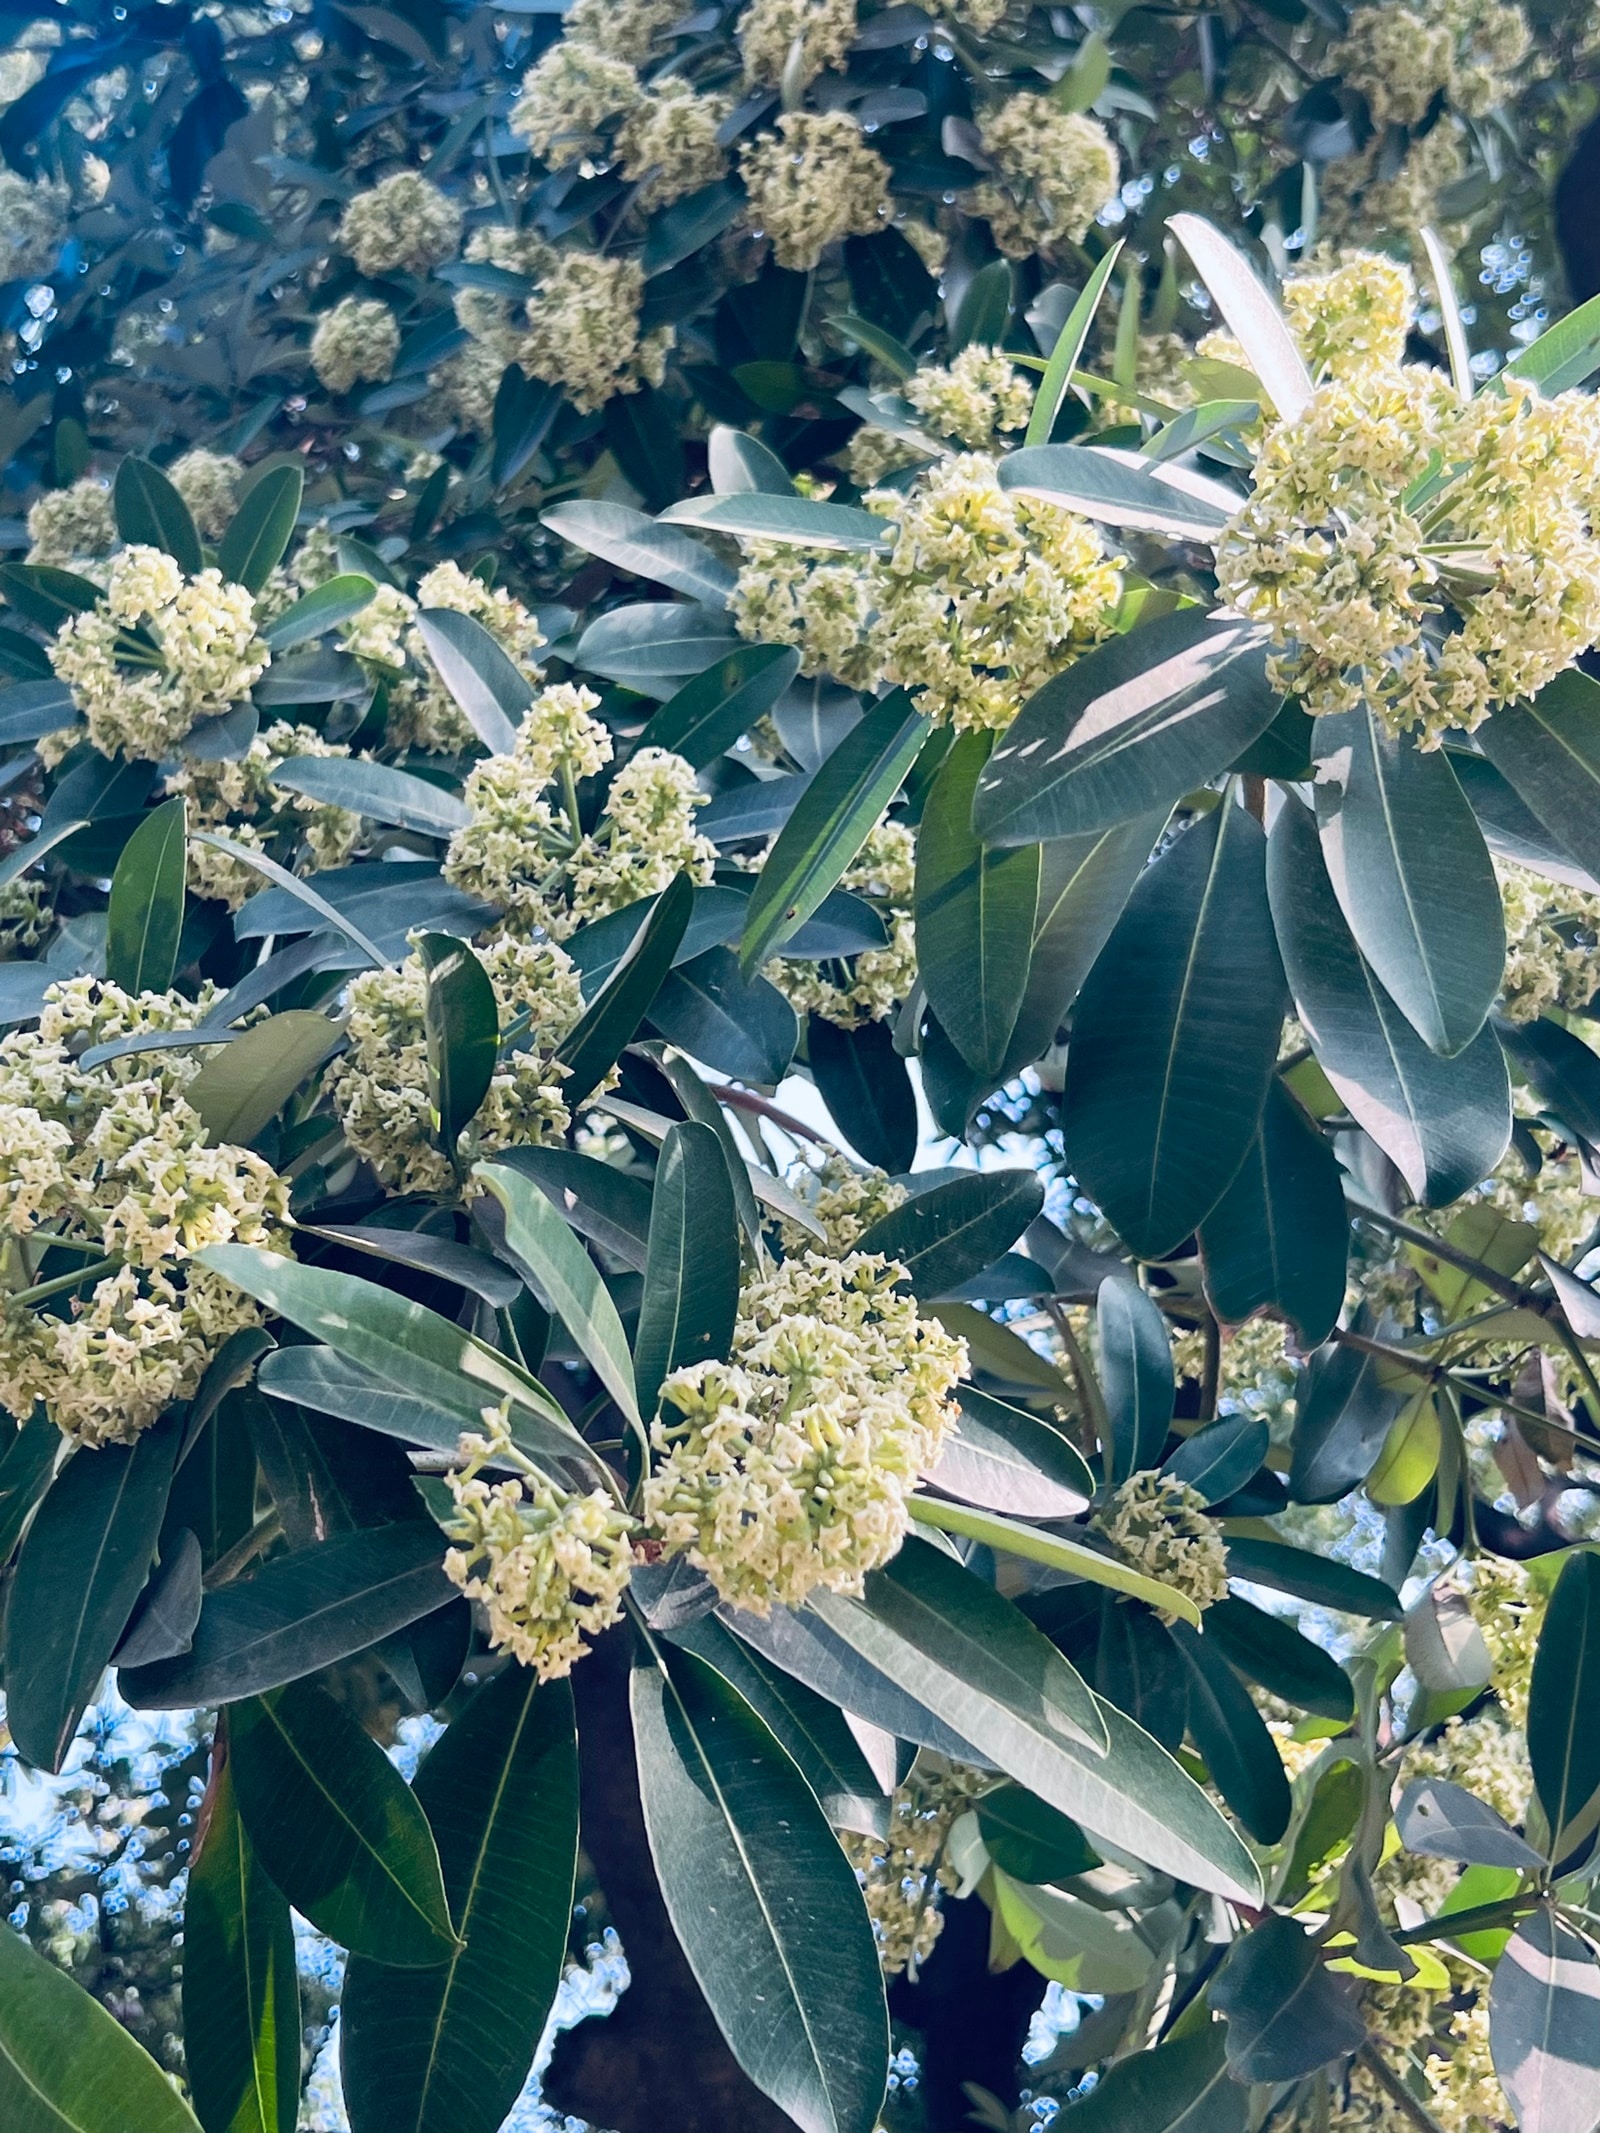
[336,171,462,276]
[737,0,857,89]
[26,479,115,566]
[768,817,917,1026]
[616,78,731,207]
[971,97,1117,258]
[168,449,244,539]
[776,1153,908,1256]
[904,344,1033,448]
[1090,1472,1230,1620]
[0,169,68,279]
[310,297,400,395]
[739,112,892,272]
[509,42,641,165]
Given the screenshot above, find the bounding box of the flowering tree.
[4,3,1600,2132]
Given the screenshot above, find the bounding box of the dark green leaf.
[1224,1535,1402,1618]
[305,1224,522,1307]
[976,1784,1101,1882]
[187,1010,341,1147]
[1528,1549,1600,1846]
[260,574,376,653]
[1063,804,1286,1258]
[218,467,304,594]
[1268,796,1510,1203]
[1489,1907,1600,2133]
[540,500,735,607]
[491,366,561,489]
[649,945,799,1083]
[1169,1619,1291,1843]
[1162,1416,1268,1506]
[807,1014,917,1173]
[824,311,917,378]
[659,493,890,553]
[1498,1014,1600,1152]
[636,643,800,768]
[1059,2021,1244,2133]
[605,385,686,512]
[0,678,76,741]
[1313,706,1502,1057]
[927,1385,1093,1519]
[1288,1336,1406,1507]
[475,1162,641,1427]
[1000,814,1165,1078]
[5,1417,179,1771]
[0,561,101,630]
[0,1412,60,1570]
[114,456,203,574]
[856,1168,1044,1298]
[1026,244,1124,448]
[725,1597,981,1760]
[740,690,928,972]
[413,608,528,756]
[634,1120,739,1418]
[706,426,796,495]
[256,1348,466,1455]
[183,1756,299,2133]
[341,1670,579,2133]
[231,1679,457,1965]
[121,1525,456,1708]
[114,1530,203,1667]
[0,1917,203,2131]
[104,797,187,997]
[633,1642,889,2133]
[480,1147,651,1272]
[1213,1913,1365,2081]
[951,258,1011,351]
[974,612,1276,845]
[1396,1779,1544,1872]
[1204,1597,1355,1722]
[1198,1080,1347,1347]
[268,757,469,837]
[556,871,694,1107]
[1098,1275,1175,1484]
[915,730,1039,1078]
[1475,671,1600,884]
[417,933,497,1157]
[640,178,744,274]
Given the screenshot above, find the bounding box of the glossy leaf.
[1397,1779,1544,1872]
[807,1013,918,1174]
[575,602,739,684]
[856,1168,1044,1298]
[413,608,528,755]
[975,1785,1100,1883]
[256,1346,467,1454]
[1476,673,1600,885]
[0,1915,203,2131]
[0,1411,60,1569]
[105,794,187,994]
[740,688,928,973]
[1224,1535,1403,1619]
[634,1120,739,1418]
[1213,1914,1365,2082]
[1169,1620,1292,1844]
[1169,214,1313,420]
[340,1671,579,2133]
[1489,1908,1600,2133]
[1267,796,1510,1203]
[1204,1598,1355,1722]
[416,932,497,1157]
[194,833,393,969]
[999,445,1234,535]
[1503,290,1600,392]
[261,574,377,653]
[475,1161,641,1427]
[230,1679,457,1966]
[951,258,1011,351]
[1098,1275,1176,1484]
[1025,243,1124,447]
[1314,706,1503,1057]
[706,425,796,494]
[974,610,1275,845]
[5,1416,179,1771]
[269,757,469,838]
[648,945,799,1083]
[915,730,1039,1078]
[1367,1388,1442,1508]
[1162,1415,1269,1506]
[183,1756,300,2133]
[556,870,693,1107]
[1499,1013,1600,1153]
[909,1498,1203,1625]
[305,1223,521,1307]
[121,1524,456,1708]
[541,499,735,606]
[187,1011,341,1147]
[115,455,204,574]
[1063,803,1286,1259]
[1527,1549,1600,1846]
[1198,1079,1347,1347]
[926,1385,1093,1519]
[1061,2022,1244,2133]
[633,1642,889,2133]
[218,466,303,594]
[637,643,800,768]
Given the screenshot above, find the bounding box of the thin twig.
[714,1085,834,1148]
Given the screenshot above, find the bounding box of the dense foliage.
[4,3,1600,2132]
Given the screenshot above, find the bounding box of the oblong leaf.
[260,573,376,652]
[417,932,497,1155]
[1099,1275,1176,1483]
[658,492,891,551]
[647,945,799,1084]
[856,1168,1044,1298]
[1169,1618,1292,1844]
[268,757,469,837]
[998,444,1233,535]
[115,455,203,575]
[257,1347,469,1455]
[105,795,187,995]
[927,1385,1093,1519]
[1204,1596,1355,1722]
[1224,1535,1403,1619]
[1197,1078,1348,1348]
[187,1010,341,1147]
[1026,243,1124,448]
[633,1120,739,1419]
[575,601,738,682]
[1527,1548,1600,1846]
[555,870,694,1108]
[231,1679,457,1965]
[1168,215,1313,420]
[541,499,736,606]
[1489,1907,1600,2133]
[807,1014,917,1174]
[637,643,801,770]
[413,608,528,755]
[218,466,304,594]
[1162,1416,1269,1506]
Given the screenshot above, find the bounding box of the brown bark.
[540,1623,796,2133]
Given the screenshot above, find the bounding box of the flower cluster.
[510,42,642,166]
[48,546,271,761]
[768,816,917,1026]
[1280,253,1416,383]
[646,1252,966,1612]
[737,0,857,90]
[168,450,244,540]
[0,169,68,280]
[1329,0,1528,129]
[310,297,400,395]
[26,479,116,567]
[776,1154,907,1256]
[1090,1472,1230,1620]
[971,97,1118,260]
[616,79,731,208]
[166,720,361,908]
[327,935,584,1195]
[336,172,462,277]
[1459,1553,1546,1727]
[0,880,49,958]
[562,0,687,60]
[1496,860,1600,1021]
[443,1409,635,1680]
[739,112,892,272]
[1214,299,1600,745]
[903,346,1034,450]
[0,977,289,1446]
[843,1764,986,1978]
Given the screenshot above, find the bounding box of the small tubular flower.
[971,97,1118,258]
[310,298,400,395]
[168,449,244,539]
[26,479,116,566]
[510,43,642,165]
[739,112,892,272]
[903,345,1034,448]
[1090,1472,1230,1620]
[336,171,462,277]
[737,0,857,89]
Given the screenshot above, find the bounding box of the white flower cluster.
[310,297,400,395]
[1090,1471,1230,1620]
[971,97,1119,259]
[510,42,643,166]
[843,1764,986,1978]
[732,451,1122,731]
[0,169,68,280]
[0,978,289,1446]
[1496,860,1600,1022]
[902,345,1034,450]
[616,78,731,208]
[168,450,244,540]
[48,546,271,761]
[1458,1553,1545,1728]
[737,0,857,89]
[166,720,361,908]
[775,1153,907,1256]
[443,1409,636,1680]
[327,933,585,1196]
[1329,0,1528,128]
[562,0,687,60]
[336,171,462,277]
[26,479,116,567]
[445,704,715,938]
[645,1251,966,1612]
[767,816,917,1026]
[1215,262,1600,747]
[739,112,893,272]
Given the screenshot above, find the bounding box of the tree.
[1,3,1600,2131]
